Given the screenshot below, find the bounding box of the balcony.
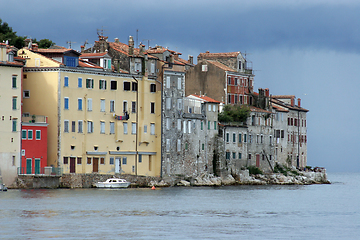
[22,115,47,123]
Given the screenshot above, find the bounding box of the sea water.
[0,172,359,239]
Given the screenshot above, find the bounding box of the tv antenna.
[66,41,76,49]
[142,39,155,49]
[97,27,107,37]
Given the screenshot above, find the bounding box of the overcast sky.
[1,0,359,172]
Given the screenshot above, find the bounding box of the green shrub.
[247,166,263,175]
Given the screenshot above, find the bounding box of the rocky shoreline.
[10,168,329,189]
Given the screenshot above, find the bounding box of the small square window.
[23,90,30,98]
[123,81,130,91]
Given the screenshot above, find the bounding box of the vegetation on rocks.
[247,166,263,175]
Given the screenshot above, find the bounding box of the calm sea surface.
[0,173,359,240]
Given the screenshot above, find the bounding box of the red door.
[93,157,99,173]
[70,157,76,173]
[256,154,260,168]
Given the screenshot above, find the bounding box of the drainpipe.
[132,76,138,176]
[155,78,163,178]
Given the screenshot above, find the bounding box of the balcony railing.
[18,166,62,176]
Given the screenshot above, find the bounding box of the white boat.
[94,178,131,188]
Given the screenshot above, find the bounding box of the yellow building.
[18,46,161,176]
[0,43,24,185]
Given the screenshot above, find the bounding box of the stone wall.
[11,175,60,189]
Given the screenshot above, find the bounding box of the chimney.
[291,97,295,107]
[297,98,301,107]
[206,51,210,53]
[32,43,38,51]
[139,44,145,56]
[114,38,120,43]
[0,43,6,61]
[188,55,193,64]
[128,36,134,56]
[24,39,31,48]
[174,54,179,60]
[170,54,174,63]
[80,45,85,53]
[265,88,270,97]
[258,88,263,96]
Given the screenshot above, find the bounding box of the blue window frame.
[78,78,82,88]
[64,76,69,87]
[122,157,127,165]
[78,98,82,110]
[110,157,114,165]
[138,155,142,163]
[64,97,69,110]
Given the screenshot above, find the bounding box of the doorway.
[93,157,99,172]
[70,157,76,173]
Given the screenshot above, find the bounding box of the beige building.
[18,46,161,176]
[0,43,24,185]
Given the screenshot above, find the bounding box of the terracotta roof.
[272,95,295,99]
[188,94,221,103]
[272,104,289,112]
[0,60,24,67]
[207,60,236,72]
[80,52,108,58]
[145,47,180,55]
[35,48,72,53]
[249,106,272,114]
[270,98,309,112]
[198,51,240,59]
[108,41,142,57]
[177,57,194,66]
[78,59,103,69]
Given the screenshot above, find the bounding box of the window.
[87,121,93,133]
[23,90,30,98]
[78,78,82,88]
[110,100,115,112]
[233,152,236,159]
[100,157,105,164]
[99,79,106,90]
[177,77,182,89]
[111,80,117,90]
[86,78,94,89]
[122,157,127,165]
[100,99,105,112]
[27,130,33,139]
[183,121,187,133]
[208,121,211,130]
[166,98,171,110]
[87,157,92,164]
[110,122,115,134]
[151,102,155,114]
[177,139,181,152]
[213,105,216,112]
[12,119,17,132]
[214,121,217,130]
[234,78,238,86]
[123,81,130,91]
[132,82,138,91]
[226,152,230,160]
[87,98,92,111]
[244,134,247,143]
[64,97,69,110]
[185,142,188,150]
[123,122,128,134]
[166,118,170,130]
[166,76,170,88]
[77,157,82,164]
[177,119,181,131]
[201,121,203,130]
[166,139,170,152]
[150,83,156,93]
[64,120,69,133]
[72,121,76,132]
[132,122,137,134]
[64,157,69,164]
[202,65,208,72]
[131,101,136,113]
[22,130,27,139]
[150,123,155,135]
[78,98,82,111]
[248,154,251,159]
[12,76,17,88]
[239,153,242,159]
[177,99,182,110]
[64,76,69,87]
[188,120,191,133]
[78,120,83,133]
[226,133,229,143]
[144,125,147,133]
[12,97,17,110]
[110,157,114,165]
[123,101,128,113]
[100,121,105,134]
[233,133,236,143]
[202,143,205,150]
